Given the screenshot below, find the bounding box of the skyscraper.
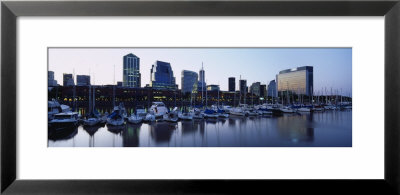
[76,75,91,86]
[228,77,235,92]
[181,70,198,94]
[267,80,277,97]
[250,82,261,96]
[48,71,58,86]
[150,60,176,90]
[276,66,313,96]
[63,73,74,86]
[260,84,267,97]
[123,53,141,87]
[198,63,206,92]
[239,79,247,95]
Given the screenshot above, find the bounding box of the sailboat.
[83,86,101,126]
[163,107,179,122]
[107,102,126,126]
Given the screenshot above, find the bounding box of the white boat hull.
[297,108,311,112]
[178,114,193,120]
[230,112,245,116]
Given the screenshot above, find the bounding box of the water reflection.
[150,122,177,144]
[122,123,141,147]
[276,114,314,143]
[48,127,78,141]
[48,110,352,147]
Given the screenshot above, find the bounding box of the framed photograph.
[2,0,399,194]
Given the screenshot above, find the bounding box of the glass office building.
[123,53,141,87]
[181,70,198,94]
[150,60,176,90]
[276,66,313,96]
[48,71,58,86]
[260,84,266,97]
[250,82,261,96]
[76,75,91,86]
[239,79,247,95]
[63,73,74,86]
[267,80,277,97]
[228,77,235,92]
[198,64,206,92]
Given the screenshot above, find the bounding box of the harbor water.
[48,110,351,147]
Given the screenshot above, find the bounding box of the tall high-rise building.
[239,79,247,95]
[228,77,235,92]
[276,66,313,96]
[250,82,261,96]
[76,75,91,86]
[63,73,74,86]
[198,63,206,92]
[150,60,176,90]
[260,84,267,97]
[267,80,277,97]
[123,53,141,87]
[181,70,198,94]
[48,71,58,86]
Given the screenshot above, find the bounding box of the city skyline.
[48,48,352,96]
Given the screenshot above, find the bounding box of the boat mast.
[73,68,76,112]
[113,85,115,108]
[201,62,204,107]
[206,80,208,108]
[341,88,343,105]
[311,86,313,105]
[244,78,246,105]
[217,83,220,108]
[92,86,95,113]
[239,75,242,105]
[88,85,91,115]
[286,81,289,105]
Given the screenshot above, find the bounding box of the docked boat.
[297,107,312,112]
[178,111,193,120]
[324,105,335,110]
[127,114,143,124]
[246,108,259,116]
[149,102,169,118]
[83,117,100,126]
[313,105,324,112]
[100,112,108,124]
[257,108,273,115]
[192,108,204,119]
[48,99,71,120]
[163,107,179,122]
[222,105,233,114]
[49,112,79,129]
[230,107,246,116]
[143,113,156,122]
[217,109,229,118]
[203,109,219,118]
[106,103,126,126]
[280,106,295,113]
[135,105,147,117]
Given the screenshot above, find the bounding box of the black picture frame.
[2,0,400,194]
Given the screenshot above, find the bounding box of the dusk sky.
[48,48,352,96]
